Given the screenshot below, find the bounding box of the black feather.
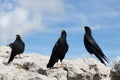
[47,30,69,68]
[84,26,109,65]
[8,43,14,49]
[8,35,25,63]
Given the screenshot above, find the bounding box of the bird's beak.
[16,35,19,38]
[81,26,85,30]
[82,26,85,29]
[62,28,65,32]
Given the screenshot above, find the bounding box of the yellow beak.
[16,35,19,38]
[62,28,64,31]
[82,26,85,29]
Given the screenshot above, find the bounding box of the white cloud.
[17,0,65,14]
[0,7,43,43]
[0,0,65,44]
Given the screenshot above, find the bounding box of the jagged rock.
[0,46,111,80]
[64,58,111,80]
[46,68,67,80]
[37,68,47,75]
[23,62,36,71]
[110,61,120,80]
[0,74,5,80]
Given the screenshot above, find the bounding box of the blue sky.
[0,0,120,62]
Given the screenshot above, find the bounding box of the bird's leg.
[15,55,22,59]
[57,62,59,67]
[15,55,19,59]
[18,54,22,58]
[90,54,93,58]
[86,54,93,58]
[60,62,65,68]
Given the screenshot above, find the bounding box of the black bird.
[8,34,25,63]
[8,43,14,49]
[47,29,69,68]
[84,26,108,65]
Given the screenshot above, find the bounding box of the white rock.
[64,58,111,80]
[0,46,112,80]
[46,68,67,80]
[110,61,120,80]
[0,46,11,58]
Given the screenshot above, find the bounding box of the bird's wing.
[8,43,14,49]
[8,47,18,63]
[53,42,59,50]
[8,41,24,63]
[21,40,25,53]
[47,41,60,68]
[88,36,109,63]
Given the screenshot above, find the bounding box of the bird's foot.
[15,55,23,59]
[59,64,65,68]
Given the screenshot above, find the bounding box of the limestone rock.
[0,46,11,58]
[110,61,120,80]
[64,58,111,80]
[46,68,67,80]
[0,46,111,80]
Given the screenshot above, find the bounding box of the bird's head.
[16,34,21,39]
[61,28,66,33]
[83,26,90,29]
[62,28,65,32]
[61,28,67,37]
[84,26,92,35]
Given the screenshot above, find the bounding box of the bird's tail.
[99,51,109,63]
[47,58,58,68]
[103,55,109,63]
[8,51,16,63]
[94,53,107,65]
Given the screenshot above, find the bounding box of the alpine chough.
[47,29,69,68]
[84,26,108,65]
[8,34,25,63]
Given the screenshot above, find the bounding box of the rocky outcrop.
[64,59,111,80]
[0,46,111,80]
[110,61,120,80]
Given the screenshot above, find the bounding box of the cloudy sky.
[0,0,120,63]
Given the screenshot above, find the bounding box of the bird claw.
[60,64,65,67]
[15,55,23,59]
[57,64,65,68]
